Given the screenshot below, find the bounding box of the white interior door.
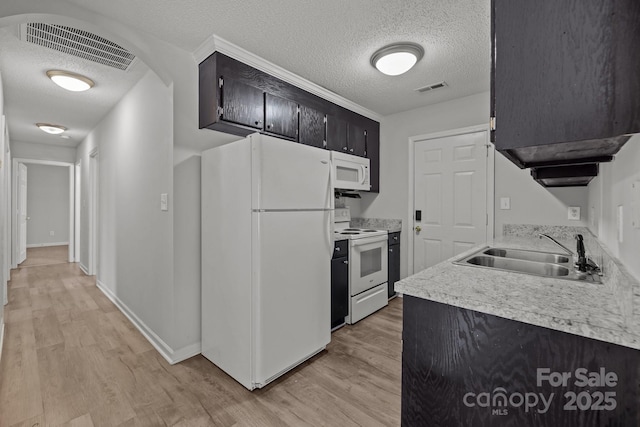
[17,162,27,264]
[413,130,490,273]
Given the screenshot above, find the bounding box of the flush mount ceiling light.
[370,43,424,76]
[46,70,94,92]
[36,123,67,134]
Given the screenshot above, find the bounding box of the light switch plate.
[568,206,581,221]
[500,197,511,210]
[160,193,168,211]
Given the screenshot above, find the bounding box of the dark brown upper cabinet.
[491,0,640,170]
[199,52,381,192]
[264,93,298,141]
[299,105,326,149]
[327,115,367,157]
[220,78,264,130]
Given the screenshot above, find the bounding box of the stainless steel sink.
[454,246,600,282]
[483,248,570,264]
[465,255,570,276]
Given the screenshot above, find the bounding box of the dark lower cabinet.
[402,296,640,426]
[388,232,400,298]
[331,240,349,330]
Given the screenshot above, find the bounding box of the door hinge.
[296,106,300,114]
[323,116,327,124]
[218,77,223,88]
[490,116,496,131]
[217,106,224,117]
[486,213,489,226]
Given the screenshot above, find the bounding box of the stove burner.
[342,228,361,231]
[362,229,379,232]
[339,232,360,235]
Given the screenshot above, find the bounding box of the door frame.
[407,124,495,276]
[11,158,76,267]
[88,148,99,276]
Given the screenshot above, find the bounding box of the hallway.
[0,248,402,426]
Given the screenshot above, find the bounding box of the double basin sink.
[454,247,600,282]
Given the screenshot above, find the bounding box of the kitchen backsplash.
[351,217,402,233]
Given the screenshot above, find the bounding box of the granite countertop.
[350,217,402,233]
[395,228,640,350]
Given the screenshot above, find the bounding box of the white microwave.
[331,151,371,191]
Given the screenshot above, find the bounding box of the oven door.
[349,235,388,296]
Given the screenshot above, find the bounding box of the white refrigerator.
[201,133,334,390]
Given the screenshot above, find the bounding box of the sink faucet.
[575,234,587,272]
[538,233,574,256]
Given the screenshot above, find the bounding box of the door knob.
[415,226,421,232]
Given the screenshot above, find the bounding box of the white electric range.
[334,208,388,324]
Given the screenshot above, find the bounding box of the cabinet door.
[326,115,348,152]
[331,256,349,329]
[299,105,326,148]
[220,78,264,129]
[348,123,367,157]
[388,243,400,298]
[265,93,298,140]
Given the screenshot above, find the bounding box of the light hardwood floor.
[18,245,69,268]
[0,250,402,426]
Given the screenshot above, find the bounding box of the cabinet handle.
[255,120,262,126]
[335,247,341,252]
[267,123,273,129]
[343,147,348,151]
[389,248,393,253]
[342,260,348,265]
[394,236,398,241]
[349,148,354,153]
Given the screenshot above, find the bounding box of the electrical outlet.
[568,206,581,221]
[500,197,511,210]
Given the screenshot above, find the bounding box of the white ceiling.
[0,0,490,148]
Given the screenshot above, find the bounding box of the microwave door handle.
[359,164,366,185]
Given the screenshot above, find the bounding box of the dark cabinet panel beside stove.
[388,232,400,299]
[331,240,349,330]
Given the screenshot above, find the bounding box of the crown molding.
[193,35,382,122]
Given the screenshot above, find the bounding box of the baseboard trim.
[26,242,69,248]
[79,263,89,276]
[95,280,201,365]
[0,322,5,366]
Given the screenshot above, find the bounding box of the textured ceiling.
[0,25,148,148]
[0,0,490,148]
[65,0,491,115]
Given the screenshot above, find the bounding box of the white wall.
[26,164,69,246]
[0,71,6,349]
[588,137,640,281]
[359,92,491,279]
[11,141,76,163]
[494,154,589,235]
[76,70,180,357]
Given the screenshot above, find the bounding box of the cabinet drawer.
[333,240,348,258]
[388,232,400,244]
[349,283,388,324]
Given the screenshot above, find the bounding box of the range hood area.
[490,0,640,188]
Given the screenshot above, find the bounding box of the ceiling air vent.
[415,81,448,93]
[21,23,136,71]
